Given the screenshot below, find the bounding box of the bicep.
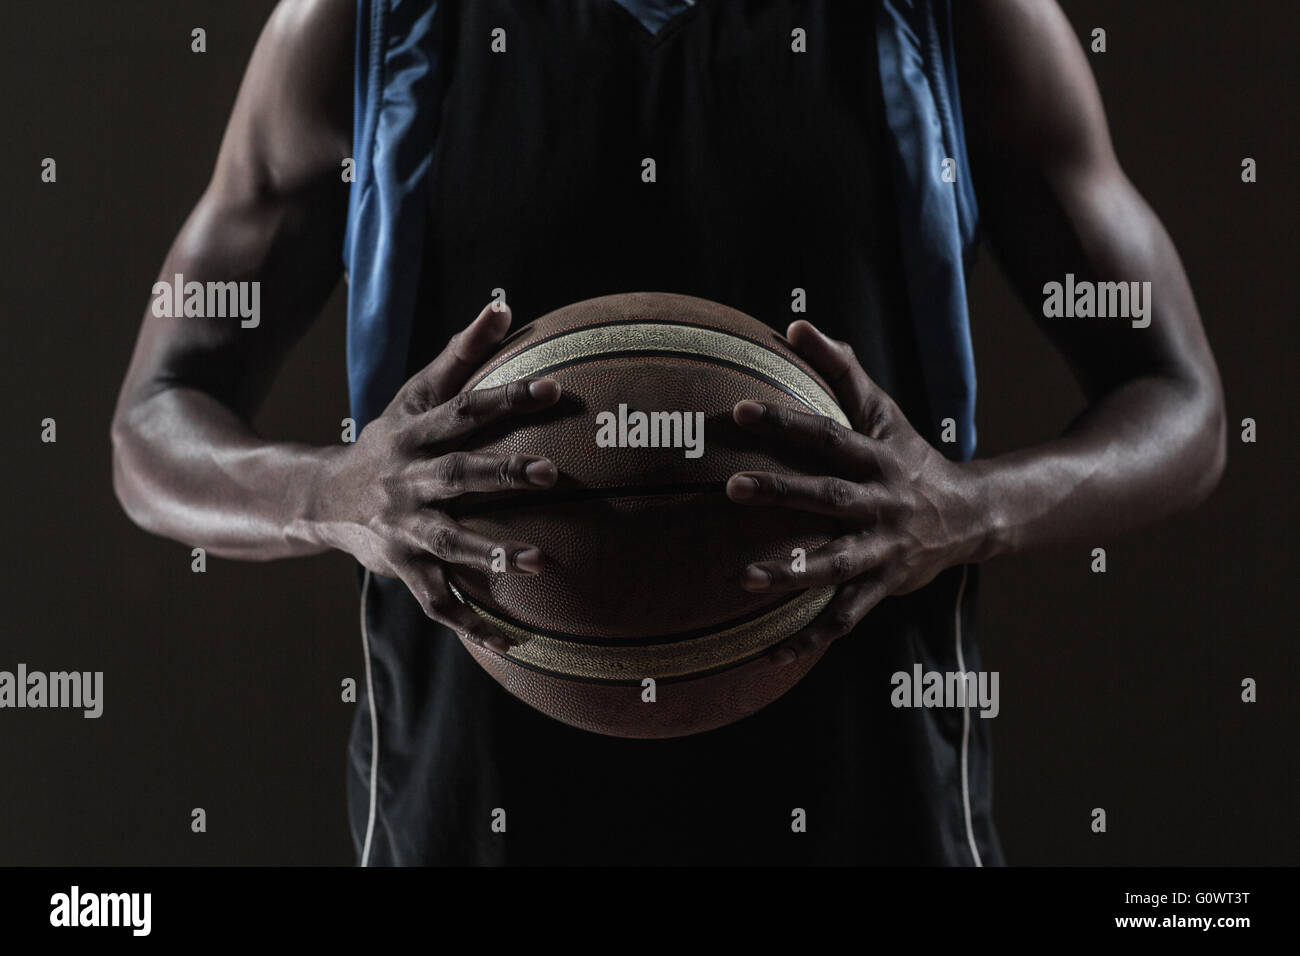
[955,0,1216,399]
[116,0,353,423]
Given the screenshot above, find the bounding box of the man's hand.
[313,303,561,655]
[726,320,983,666]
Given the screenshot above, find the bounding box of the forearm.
[111,386,344,561]
[960,370,1225,562]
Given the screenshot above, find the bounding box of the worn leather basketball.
[449,292,847,738]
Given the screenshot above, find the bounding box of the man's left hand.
[727,320,986,666]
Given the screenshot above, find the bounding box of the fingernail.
[485,636,512,655]
[743,566,771,590]
[734,401,766,424]
[528,379,559,401]
[514,547,543,573]
[524,460,556,487]
[727,475,759,500]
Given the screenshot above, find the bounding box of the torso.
[408,0,930,431]
[354,0,999,866]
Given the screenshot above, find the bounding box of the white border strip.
[952,564,983,867]
[359,569,380,867]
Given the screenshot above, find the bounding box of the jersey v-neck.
[609,0,705,46]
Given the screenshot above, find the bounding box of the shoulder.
[212,0,355,199]
[952,0,1116,175]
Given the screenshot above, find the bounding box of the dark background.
[1,0,1295,865]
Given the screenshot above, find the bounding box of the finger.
[413,451,558,499]
[397,301,515,412]
[767,576,889,667]
[414,377,561,446]
[786,320,897,439]
[396,560,514,654]
[403,513,545,575]
[732,401,877,474]
[740,533,879,593]
[726,471,884,520]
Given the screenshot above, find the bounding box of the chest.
[426,0,888,242]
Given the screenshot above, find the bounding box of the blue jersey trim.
[877,0,979,459]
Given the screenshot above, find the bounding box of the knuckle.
[384,420,415,453]
[460,619,498,647]
[818,415,848,449]
[445,391,475,422]
[414,585,446,618]
[376,474,404,516]
[497,455,522,489]
[433,453,466,489]
[828,549,856,583]
[860,478,887,505]
[376,540,406,571]
[398,383,432,416]
[505,380,530,407]
[769,403,794,429]
[797,633,825,656]
[859,400,892,437]
[821,477,856,510]
[499,455,530,486]
[827,608,858,636]
[890,490,916,525]
[427,524,458,560]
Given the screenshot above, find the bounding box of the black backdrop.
[0,0,1295,865]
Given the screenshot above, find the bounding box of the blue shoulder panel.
[877,0,979,459]
[344,0,441,429]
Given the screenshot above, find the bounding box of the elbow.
[1183,377,1227,509]
[110,413,161,535]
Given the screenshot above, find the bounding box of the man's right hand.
[313,303,560,654]
[111,4,560,655]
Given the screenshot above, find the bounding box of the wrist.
[286,443,350,552]
[948,457,1011,565]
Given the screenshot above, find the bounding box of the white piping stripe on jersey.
[359,569,380,867]
[952,564,983,867]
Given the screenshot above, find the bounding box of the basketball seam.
[472,321,848,426]
[493,349,825,415]
[470,314,833,394]
[449,581,835,682]
[448,579,809,646]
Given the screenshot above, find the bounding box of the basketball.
[448,292,848,738]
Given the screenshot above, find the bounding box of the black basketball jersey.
[346,0,1003,866]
